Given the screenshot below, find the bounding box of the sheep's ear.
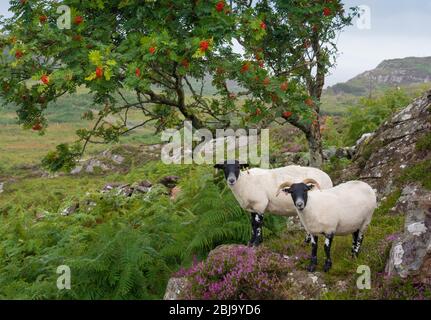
[239,163,249,169]
[306,183,315,191]
[214,163,224,169]
[283,188,291,194]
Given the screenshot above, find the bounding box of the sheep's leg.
[248,213,257,246]
[323,233,334,272]
[249,212,264,247]
[352,230,364,258]
[304,233,312,244]
[307,236,318,272]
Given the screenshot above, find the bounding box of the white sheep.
[214,161,333,246]
[277,179,377,272]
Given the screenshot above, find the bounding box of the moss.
[374,189,402,216]
[416,132,431,152]
[357,139,383,169]
[397,160,431,190]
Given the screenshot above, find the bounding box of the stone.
[0,182,4,194]
[163,277,189,300]
[281,270,327,300]
[385,184,431,283]
[61,202,80,216]
[111,154,125,164]
[159,176,180,188]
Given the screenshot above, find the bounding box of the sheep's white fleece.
[229,166,333,215]
[296,181,377,236]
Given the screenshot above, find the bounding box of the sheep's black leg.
[307,235,318,272]
[249,213,264,247]
[248,213,257,247]
[323,233,334,272]
[248,212,264,247]
[352,230,364,258]
[304,233,312,244]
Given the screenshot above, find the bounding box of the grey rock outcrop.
[385,184,431,284]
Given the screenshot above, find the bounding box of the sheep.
[214,160,333,246]
[277,179,377,272]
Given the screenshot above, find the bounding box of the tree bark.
[306,119,324,168]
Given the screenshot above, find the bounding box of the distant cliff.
[327,57,431,96]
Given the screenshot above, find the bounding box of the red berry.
[215,1,225,12]
[135,67,141,77]
[260,21,267,30]
[282,111,293,119]
[323,7,332,17]
[15,50,23,59]
[95,67,103,78]
[72,35,82,41]
[149,47,156,54]
[305,98,314,107]
[74,16,84,25]
[41,74,49,85]
[240,63,250,73]
[280,81,289,91]
[181,59,190,68]
[32,123,43,131]
[255,108,262,116]
[199,40,209,52]
[263,77,270,86]
[39,15,48,23]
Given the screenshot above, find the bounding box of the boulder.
[385,184,431,284]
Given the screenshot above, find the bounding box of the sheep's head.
[214,160,249,186]
[277,179,320,211]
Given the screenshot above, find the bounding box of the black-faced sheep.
[277,179,377,272]
[214,160,333,246]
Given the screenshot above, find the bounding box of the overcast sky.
[1,0,430,86]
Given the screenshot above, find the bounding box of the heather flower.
[176,245,293,300]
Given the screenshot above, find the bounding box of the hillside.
[326,57,431,97]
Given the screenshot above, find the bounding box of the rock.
[133,181,153,194]
[70,166,83,175]
[323,146,337,160]
[385,184,431,283]
[101,183,124,193]
[163,277,189,300]
[159,176,180,188]
[111,154,125,164]
[61,202,79,216]
[281,270,327,300]
[0,182,4,194]
[355,132,375,148]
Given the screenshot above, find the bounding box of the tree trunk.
[306,120,324,168]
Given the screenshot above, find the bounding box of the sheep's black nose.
[228,178,236,184]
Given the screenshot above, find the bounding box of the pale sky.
[1,0,430,87]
